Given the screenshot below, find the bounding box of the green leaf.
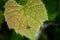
[15,0,28,6]
[0,0,7,11]
[48,12,57,21]
[0,0,7,29]
[42,0,57,21]
[0,11,4,26]
[10,29,29,40]
[4,0,48,40]
[10,29,22,40]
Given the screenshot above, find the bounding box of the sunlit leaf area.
[0,0,60,40]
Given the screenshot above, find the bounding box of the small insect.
[4,0,48,40]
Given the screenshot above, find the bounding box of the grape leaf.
[4,0,48,40]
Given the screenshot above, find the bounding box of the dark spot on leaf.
[26,25,31,29]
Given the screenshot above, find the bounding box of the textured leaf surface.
[4,0,48,40]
